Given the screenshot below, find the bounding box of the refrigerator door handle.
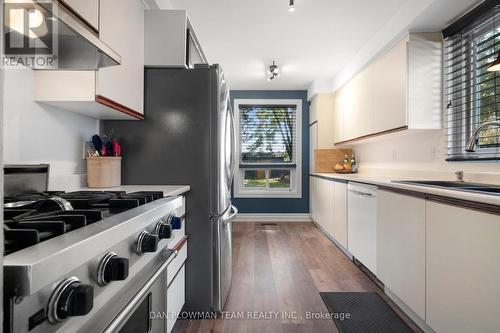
[222,205,238,224]
[211,204,232,219]
[228,106,236,186]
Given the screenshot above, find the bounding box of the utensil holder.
[86,157,122,188]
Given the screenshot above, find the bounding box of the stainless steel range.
[3,165,189,333]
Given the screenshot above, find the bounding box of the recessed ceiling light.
[289,0,295,12]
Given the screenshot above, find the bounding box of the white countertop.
[311,172,500,207]
[77,185,190,197]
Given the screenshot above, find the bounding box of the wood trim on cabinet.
[377,185,500,216]
[172,235,188,252]
[95,95,144,120]
[334,126,408,146]
[58,0,99,34]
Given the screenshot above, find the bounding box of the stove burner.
[4,190,164,255]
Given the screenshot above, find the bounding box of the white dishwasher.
[348,182,377,274]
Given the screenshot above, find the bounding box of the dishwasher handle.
[348,189,376,198]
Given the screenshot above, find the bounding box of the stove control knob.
[97,252,129,286]
[136,231,158,254]
[47,277,94,324]
[169,215,183,230]
[155,220,172,239]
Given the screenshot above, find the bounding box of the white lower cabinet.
[309,177,319,223]
[166,239,187,333]
[377,190,426,320]
[426,202,500,333]
[310,176,348,248]
[167,265,186,333]
[317,178,335,237]
[333,182,348,249]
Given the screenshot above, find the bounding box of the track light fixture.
[289,0,295,12]
[267,61,280,81]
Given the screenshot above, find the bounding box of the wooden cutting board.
[314,149,352,173]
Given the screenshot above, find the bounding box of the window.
[445,3,500,161]
[233,99,302,198]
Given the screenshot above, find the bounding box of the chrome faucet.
[454,171,464,182]
[465,121,500,152]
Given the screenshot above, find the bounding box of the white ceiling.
[166,0,479,91]
[168,0,411,90]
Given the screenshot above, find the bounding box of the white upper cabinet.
[333,91,344,144]
[34,0,145,119]
[63,0,99,31]
[311,93,335,149]
[426,202,500,333]
[334,33,442,144]
[343,67,372,139]
[370,35,408,134]
[145,10,207,68]
[98,0,144,114]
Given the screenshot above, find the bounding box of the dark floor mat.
[319,292,414,333]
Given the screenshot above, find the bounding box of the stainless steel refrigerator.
[104,64,237,313]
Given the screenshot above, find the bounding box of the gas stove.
[3,166,189,333]
[4,190,165,255]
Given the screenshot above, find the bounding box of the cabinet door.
[63,0,99,31]
[309,123,317,173]
[309,177,318,222]
[371,37,408,133]
[167,265,185,333]
[317,178,335,237]
[426,202,500,333]
[333,182,348,249]
[98,0,145,114]
[315,94,335,149]
[343,68,372,140]
[309,96,318,125]
[377,191,425,320]
[333,90,344,143]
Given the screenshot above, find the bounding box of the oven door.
[102,252,178,333]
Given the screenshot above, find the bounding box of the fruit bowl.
[334,168,353,174]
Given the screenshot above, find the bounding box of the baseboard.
[233,213,312,223]
[385,288,435,333]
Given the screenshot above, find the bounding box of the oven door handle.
[102,249,179,333]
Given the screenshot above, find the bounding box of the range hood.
[3,0,121,69]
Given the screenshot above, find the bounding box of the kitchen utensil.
[92,135,104,155]
[112,140,121,156]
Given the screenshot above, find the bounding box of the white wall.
[354,129,500,184]
[3,68,99,189]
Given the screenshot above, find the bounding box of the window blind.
[238,104,297,168]
[445,1,500,161]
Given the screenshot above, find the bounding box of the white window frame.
[233,99,302,198]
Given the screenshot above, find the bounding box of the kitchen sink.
[394,180,500,195]
[463,187,500,193]
[396,180,477,188]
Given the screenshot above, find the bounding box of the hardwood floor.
[173,222,421,333]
